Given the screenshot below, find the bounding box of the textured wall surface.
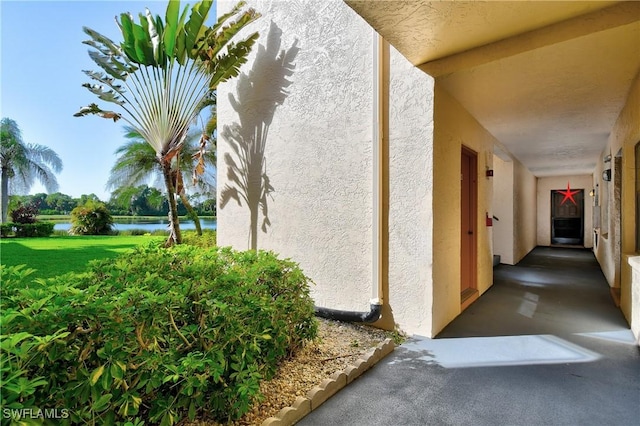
[432,85,497,336]
[492,156,515,265]
[536,175,594,248]
[217,0,442,336]
[491,155,537,266]
[386,47,435,336]
[217,0,374,311]
[513,160,538,262]
[599,72,640,331]
[628,257,640,343]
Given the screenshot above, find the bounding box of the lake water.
[54,218,217,232]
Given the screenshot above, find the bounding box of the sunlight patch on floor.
[575,329,637,345]
[390,335,601,368]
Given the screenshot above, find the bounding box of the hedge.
[0,243,317,425]
[0,222,54,238]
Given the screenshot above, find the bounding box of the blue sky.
[1,0,214,200]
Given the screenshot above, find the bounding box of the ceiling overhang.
[345,1,638,76]
[345,1,640,178]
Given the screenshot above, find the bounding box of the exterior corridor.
[300,247,640,426]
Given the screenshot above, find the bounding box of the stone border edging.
[261,338,396,426]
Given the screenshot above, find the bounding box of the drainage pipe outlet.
[314,299,382,323]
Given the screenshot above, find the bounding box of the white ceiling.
[346,1,640,177]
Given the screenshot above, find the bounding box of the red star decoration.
[557,182,579,205]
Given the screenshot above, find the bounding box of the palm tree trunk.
[161,160,182,246]
[1,167,9,223]
[179,191,202,236]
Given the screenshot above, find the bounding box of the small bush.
[14,222,55,237]
[0,222,13,237]
[123,228,147,236]
[182,229,217,248]
[10,202,39,224]
[0,221,55,237]
[0,245,317,424]
[70,201,114,235]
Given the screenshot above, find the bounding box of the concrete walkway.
[299,247,640,426]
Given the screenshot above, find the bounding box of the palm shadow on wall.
[220,22,299,250]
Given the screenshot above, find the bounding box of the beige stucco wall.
[217,0,437,337]
[492,156,515,264]
[386,48,436,336]
[492,155,537,266]
[432,84,496,336]
[596,71,640,334]
[536,175,594,248]
[513,159,538,262]
[217,0,374,311]
[628,257,640,344]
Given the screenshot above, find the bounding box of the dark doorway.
[461,146,478,303]
[551,187,584,246]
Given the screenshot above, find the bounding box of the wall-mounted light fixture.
[602,169,612,181]
[589,189,595,197]
[604,154,612,163]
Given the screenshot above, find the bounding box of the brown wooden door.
[461,147,477,300]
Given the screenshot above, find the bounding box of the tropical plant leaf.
[202,8,259,61]
[117,12,138,62]
[211,1,245,33]
[207,34,259,88]
[132,21,155,66]
[185,0,212,58]
[82,27,121,56]
[73,103,122,122]
[88,50,127,81]
[163,0,180,58]
[82,84,125,106]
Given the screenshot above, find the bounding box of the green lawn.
[0,235,163,280]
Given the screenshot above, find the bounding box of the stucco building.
[216,0,640,341]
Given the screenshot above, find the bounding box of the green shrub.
[14,222,55,237]
[0,221,55,237]
[0,222,13,237]
[0,245,317,424]
[69,201,114,235]
[182,229,217,248]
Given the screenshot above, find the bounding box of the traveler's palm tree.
[108,125,217,235]
[75,0,258,245]
[0,118,63,223]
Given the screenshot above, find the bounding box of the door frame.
[550,188,584,246]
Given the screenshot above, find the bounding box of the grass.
[38,215,217,221]
[0,235,163,280]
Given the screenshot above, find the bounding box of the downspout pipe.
[314,31,386,324]
[315,301,383,323]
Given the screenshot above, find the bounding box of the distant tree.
[75,0,258,245]
[107,127,216,234]
[76,193,102,206]
[0,118,63,223]
[45,192,77,214]
[109,185,165,216]
[30,193,49,210]
[200,198,217,216]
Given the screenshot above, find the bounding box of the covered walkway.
[299,247,639,425]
